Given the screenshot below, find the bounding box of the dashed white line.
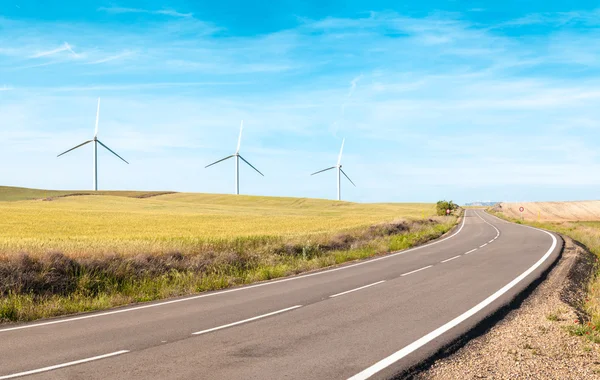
[480,243,488,248]
[401,266,433,277]
[465,248,477,255]
[0,350,130,379]
[441,255,461,263]
[330,281,386,298]
[192,305,302,336]
[489,240,494,244]
[349,223,558,380]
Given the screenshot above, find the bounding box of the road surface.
[0,210,561,379]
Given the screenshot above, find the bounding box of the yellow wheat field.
[0,188,436,258]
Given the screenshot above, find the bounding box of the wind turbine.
[57,98,129,191]
[205,120,264,195]
[311,138,356,201]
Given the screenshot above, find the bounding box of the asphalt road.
[0,210,562,380]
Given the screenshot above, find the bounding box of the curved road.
[0,210,561,379]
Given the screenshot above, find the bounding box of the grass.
[0,186,459,322]
[492,209,600,344]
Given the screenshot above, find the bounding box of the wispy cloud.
[330,74,363,137]
[38,81,251,92]
[30,42,79,58]
[0,85,12,91]
[85,51,135,65]
[97,6,192,18]
[496,9,600,28]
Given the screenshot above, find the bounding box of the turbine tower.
[57,98,129,191]
[311,138,355,201]
[205,120,264,195]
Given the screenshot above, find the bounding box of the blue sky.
[1,1,600,204]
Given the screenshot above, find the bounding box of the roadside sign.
[519,207,524,212]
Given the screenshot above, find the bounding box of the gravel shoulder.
[415,236,600,380]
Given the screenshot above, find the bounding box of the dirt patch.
[132,192,176,199]
[415,236,600,380]
[41,191,176,201]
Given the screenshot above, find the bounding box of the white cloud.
[30,42,79,58]
[97,7,192,18]
[85,51,135,65]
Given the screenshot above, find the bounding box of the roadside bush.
[436,200,459,216]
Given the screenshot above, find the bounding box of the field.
[498,201,600,222]
[1,188,437,258]
[495,202,600,343]
[0,186,457,322]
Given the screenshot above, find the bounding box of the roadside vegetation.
[492,204,600,345]
[0,187,459,322]
[436,200,459,216]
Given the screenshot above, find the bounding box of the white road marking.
[465,248,477,255]
[330,281,386,298]
[489,240,494,244]
[474,211,501,239]
[192,305,302,336]
[0,350,130,379]
[480,243,488,248]
[0,211,469,334]
[348,215,558,380]
[401,266,433,277]
[441,255,461,263]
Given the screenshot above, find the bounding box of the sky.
[1,1,600,204]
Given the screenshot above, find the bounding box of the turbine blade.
[337,138,345,166]
[340,168,356,187]
[205,155,235,168]
[310,166,336,176]
[239,155,264,176]
[57,140,93,157]
[95,98,100,138]
[236,120,243,154]
[97,140,129,164]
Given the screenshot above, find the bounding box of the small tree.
[436,200,458,216]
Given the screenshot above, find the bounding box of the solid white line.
[0,211,470,334]
[348,218,558,380]
[401,266,433,277]
[489,240,494,244]
[480,243,488,248]
[192,305,302,336]
[441,255,461,263]
[0,350,130,379]
[329,281,386,298]
[465,248,477,255]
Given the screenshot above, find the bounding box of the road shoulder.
[415,235,600,379]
